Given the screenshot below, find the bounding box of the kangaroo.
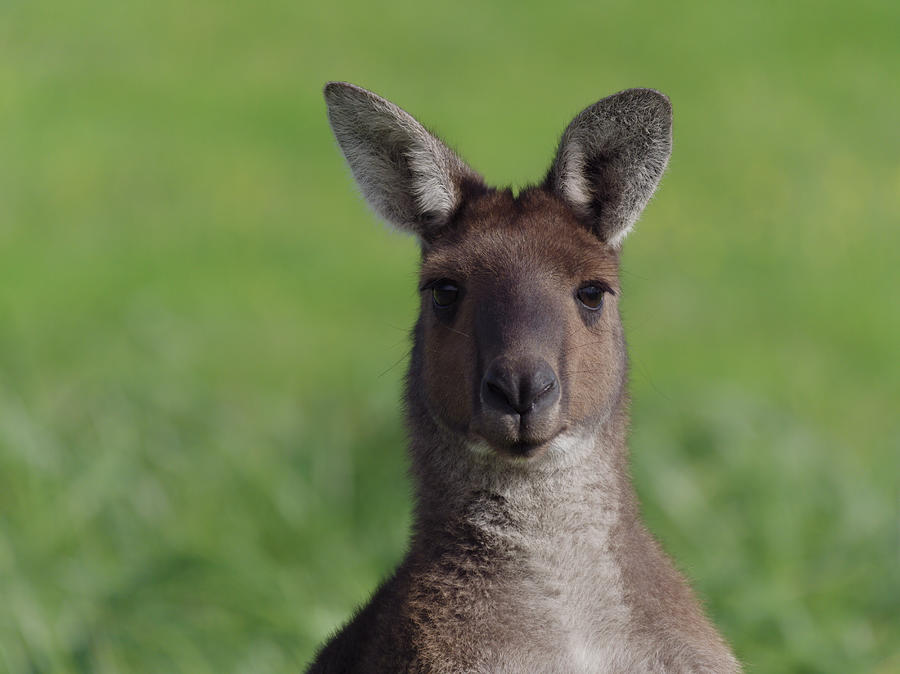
[310,82,740,673]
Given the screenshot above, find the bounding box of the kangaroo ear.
[546,89,672,247]
[324,82,484,240]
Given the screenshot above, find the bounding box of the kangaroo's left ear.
[546,89,672,247]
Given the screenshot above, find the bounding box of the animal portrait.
[309,82,740,672]
[2,2,894,671]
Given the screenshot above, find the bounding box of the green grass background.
[1,0,898,671]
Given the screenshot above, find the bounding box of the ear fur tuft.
[546,89,672,247]
[323,82,483,240]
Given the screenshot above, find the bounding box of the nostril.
[485,379,514,410]
[486,381,505,398]
[521,376,557,415]
[535,380,555,401]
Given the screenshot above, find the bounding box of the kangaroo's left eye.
[576,285,605,311]
[432,281,460,308]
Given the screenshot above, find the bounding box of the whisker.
[377,348,412,379]
[441,324,472,339]
[559,339,603,357]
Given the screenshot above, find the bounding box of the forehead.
[421,188,618,283]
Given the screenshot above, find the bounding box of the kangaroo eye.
[576,285,605,311]
[432,281,459,308]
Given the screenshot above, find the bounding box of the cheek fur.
[422,317,477,431]
[561,302,626,424]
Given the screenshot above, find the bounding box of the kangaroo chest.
[405,519,642,672]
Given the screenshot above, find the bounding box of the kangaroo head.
[324,82,671,462]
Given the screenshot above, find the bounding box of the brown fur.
[311,83,740,672]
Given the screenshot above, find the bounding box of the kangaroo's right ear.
[324,82,484,241]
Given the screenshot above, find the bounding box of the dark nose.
[481,356,560,417]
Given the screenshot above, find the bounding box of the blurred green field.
[1,0,898,671]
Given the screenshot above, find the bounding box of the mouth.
[472,428,565,461]
[504,440,549,459]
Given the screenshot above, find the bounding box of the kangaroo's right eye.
[432,281,459,308]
